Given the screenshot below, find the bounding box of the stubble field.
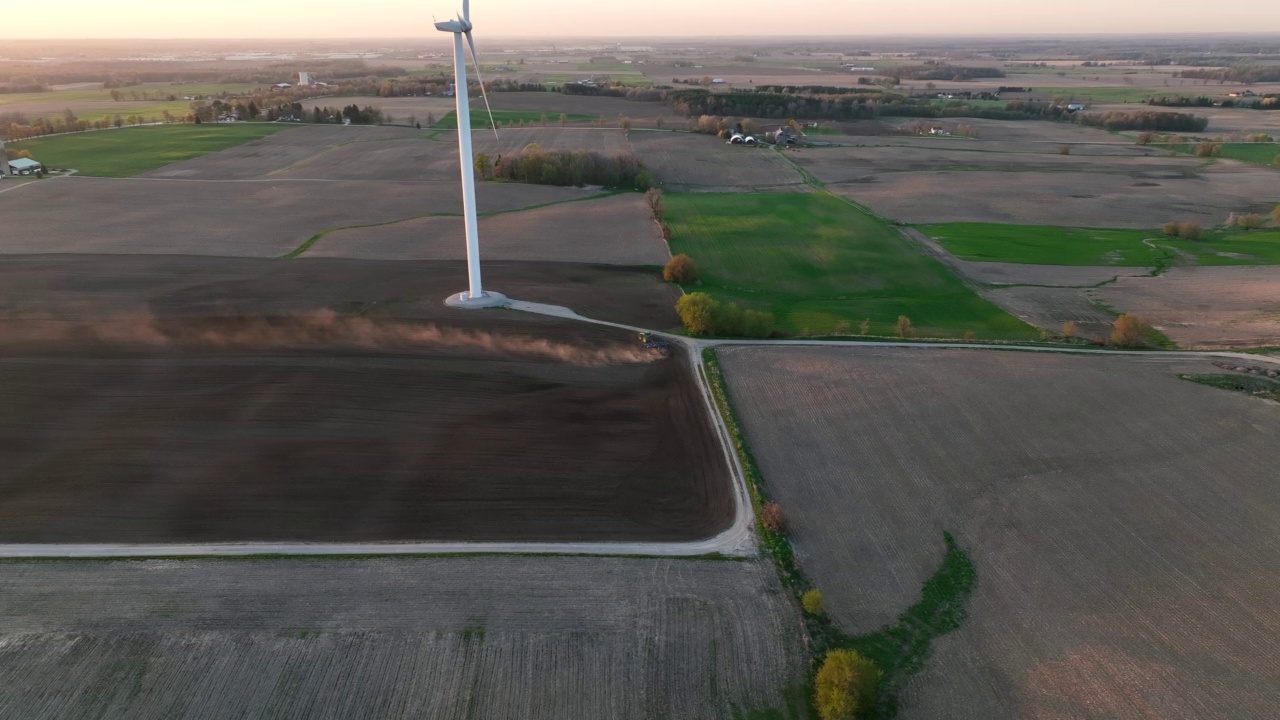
[141,124,423,179]
[629,132,807,190]
[306,192,669,265]
[0,177,593,257]
[717,346,1280,720]
[0,556,806,719]
[1098,265,1280,348]
[0,256,721,543]
[829,163,1278,228]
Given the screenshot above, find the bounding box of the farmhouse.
[7,157,42,176]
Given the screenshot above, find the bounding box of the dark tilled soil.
[0,255,682,330]
[0,256,726,543]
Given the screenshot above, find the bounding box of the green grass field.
[665,192,1038,339]
[433,109,598,128]
[920,222,1280,266]
[10,123,293,177]
[1163,143,1279,167]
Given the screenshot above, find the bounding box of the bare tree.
[897,315,912,339]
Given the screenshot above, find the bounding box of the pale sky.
[10,0,1280,38]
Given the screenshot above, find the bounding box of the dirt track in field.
[718,346,1280,720]
[0,256,724,543]
[0,556,806,719]
[307,192,669,264]
[1099,265,1280,348]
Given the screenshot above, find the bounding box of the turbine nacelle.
[434,18,472,33]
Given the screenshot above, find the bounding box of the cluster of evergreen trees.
[299,104,384,124]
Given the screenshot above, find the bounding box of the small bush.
[1057,144,1071,155]
[663,254,698,283]
[1161,221,1179,237]
[674,292,773,338]
[834,320,851,335]
[1062,321,1078,338]
[963,330,976,341]
[1176,221,1202,240]
[645,187,665,220]
[760,501,786,532]
[1194,141,1220,157]
[659,222,673,241]
[1110,314,1149,348]
[1238,213,1264,230]
[859,318,871,335]
[814,649,881,720]
[1135,131,1154,146]
[675,292,715,335]
[897,315,912,339]
[802,589,825,616]
[1272,205,1280,225]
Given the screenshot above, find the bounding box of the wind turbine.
[437,0,506,308]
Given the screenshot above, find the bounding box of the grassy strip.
[1179,374,1280,402]
[702,348,978,719]
[1159,142,1278,167]
[838,534,975,719]
[0,551,748,565]
[918,222,1280,267]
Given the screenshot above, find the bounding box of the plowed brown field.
[718,346,1280,720]
[0,257,721,543]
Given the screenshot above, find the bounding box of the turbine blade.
[466,31,499,140]
[463,0,470,22]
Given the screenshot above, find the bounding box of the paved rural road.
[3,299,1273,559]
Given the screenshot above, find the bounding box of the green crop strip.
[1179,374,1280,402]
[702,348,978,719]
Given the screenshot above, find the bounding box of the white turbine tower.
[437,0,506,308]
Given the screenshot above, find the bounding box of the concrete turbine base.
[445,290,510,309]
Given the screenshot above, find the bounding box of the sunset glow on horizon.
[10,0,1280,39]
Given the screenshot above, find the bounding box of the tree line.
[1175,65,1280,84]
[663,90,1208,131]
[891,64,1006,81]
[474,143,652,191]
[1148,95,1279,110]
